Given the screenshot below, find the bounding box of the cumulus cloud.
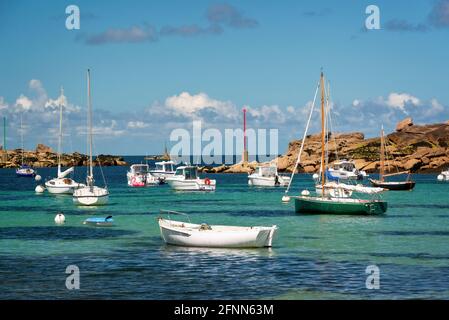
[0,97,8,110]
[161,91,238,120]
[15,95,33,111]
[385,92,421,112]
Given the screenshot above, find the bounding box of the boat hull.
[294,196,387,215]
[369,179,415,191]
[73,187,109,206]
[158,219,277,248]
[16,168,35,177]
[248,176,290,187]
[166,179,216,191]
[45,179,84,194]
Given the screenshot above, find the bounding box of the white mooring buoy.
[281,195,290,203]
[35,185,45,193]
[437,174,444,181]
[35,174,42,182]
[301,190,310,196]
[54,213,65,225]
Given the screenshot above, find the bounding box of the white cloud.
[385,92,420,112]
[0,96,9,110]
[15,94,33,111]
[246,104,286,124]
[127,121,149,129]
[163,91,238,120]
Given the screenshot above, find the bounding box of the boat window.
[260,166,276,177]
[175,168,184,176]
[185,167,198,179]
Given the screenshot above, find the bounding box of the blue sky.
[1,0,449,155]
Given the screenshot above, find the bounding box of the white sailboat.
[45,88,85,194]
[15,114,36,177]
[73,69,109,206]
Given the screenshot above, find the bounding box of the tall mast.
[380,125,385,182]
[20,114,24,166]
[2,117,6,163]
[57,87,64,176]
[87,69,93,184]
[320,71,326,193]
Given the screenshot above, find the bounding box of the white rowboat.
[158,211,277,248]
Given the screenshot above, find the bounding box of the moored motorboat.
[437,169,449,181]
[166,166,216,191]
[248,165,290,187]
[327,160,367,180]
[127,164,163,187]
[149,161,176,180]
[158,210,277,248]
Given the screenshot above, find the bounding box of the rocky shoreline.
[0,144,127,168]
[200,118,449,174]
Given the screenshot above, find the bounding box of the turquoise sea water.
[1,158,449,299]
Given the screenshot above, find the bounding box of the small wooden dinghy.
[158,210,277,248]
[83,215,114,227]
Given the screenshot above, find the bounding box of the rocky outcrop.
[35,143,53,154]
[0,144,127,168]
[275,119,449,174]
[396,117,413,132]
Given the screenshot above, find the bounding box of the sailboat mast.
[57,87,63,176]
[2,117,6,163]
[20,114,24,166]
[87,69,93,182]
[320,71,326,193]
[380,126,385,182]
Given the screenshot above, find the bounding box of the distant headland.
[0,143,127,168]
[200,118,449,174]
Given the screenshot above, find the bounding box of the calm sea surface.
[1,156,449,299]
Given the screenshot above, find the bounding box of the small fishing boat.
[327,160,367,180]
[45,88,84,194]
[248,165,291,187]
[166,166,216,191]
[16,165,36,177]
[437,169,449,181]
[127,164,163,187]
[158,210,277,248]
[83,216,114,227]
[16,115,36,177]
[149,160,176,180]
[73,70,109,206]
[369,126,415,191]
